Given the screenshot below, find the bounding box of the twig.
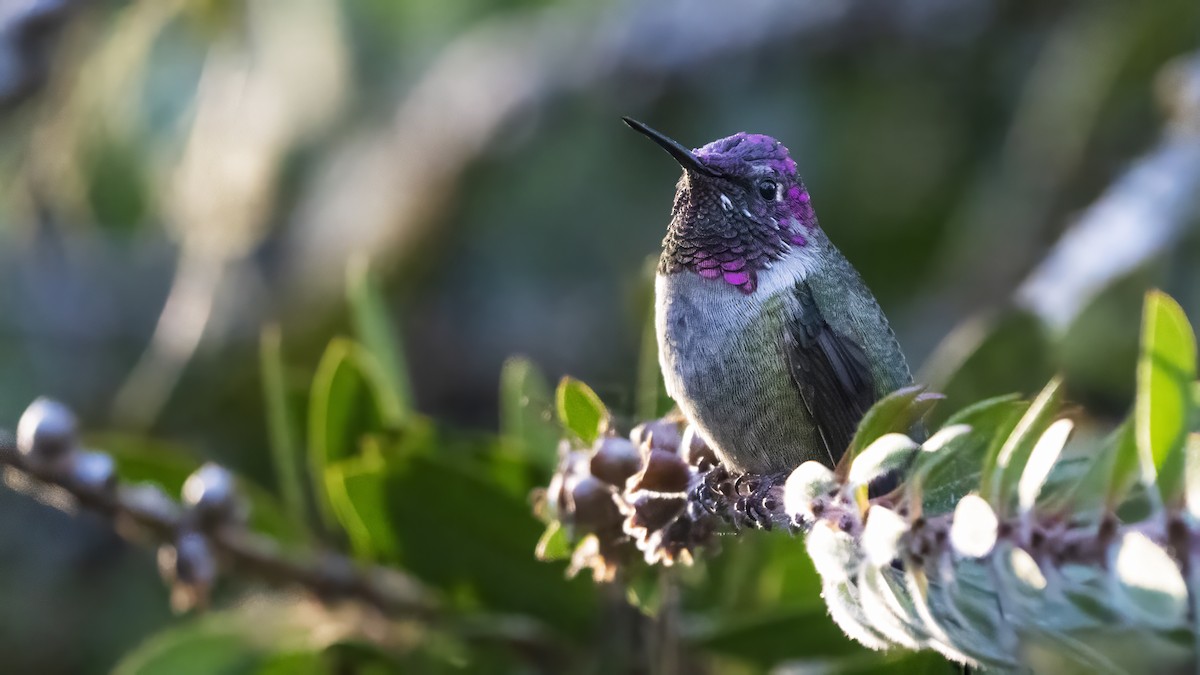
[0,402,437,621]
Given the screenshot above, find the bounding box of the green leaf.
[944,392,1023,428]
[255,652,328,675]
[1016,419,1074,517]
[347,256,413,423]
[841,384,941,473]
[982,377,1063,516]
[1187,434,1200,522]
[846,434,920,494]
[113,603,319,675]
[349,453,598,636]
[325,454,396,561]
[1192,382,1200,432]
[1049,421,1138,518]
[499,357,558,475]
[259,325,308,525]
[555,377,608,445]
[686,529,823,617]
[534,520,571,562]
[688,606,864,666]
[1136,290,1196,506]
[910,395,1027,518]
[1112,530,1189,628]
[625,570,665,617]
[308,338,404,530]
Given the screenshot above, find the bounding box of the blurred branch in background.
[908,2,1200,352]
[1018,52,1200,331]
[0,0,81,107]
[112,0,350,425]
[918,49,1200,412]
[286,0,991,292]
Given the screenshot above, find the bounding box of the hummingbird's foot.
[731,471,790,530]
[691,468,793,531]
[692,464,732,518]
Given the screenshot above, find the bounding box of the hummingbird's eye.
[757,179,779,200]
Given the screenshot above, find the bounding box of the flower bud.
[68,450,117,493]
[158,531,216,613]
[182,463,243,525]
[567,476,621,532]
[589,437,643,487]
[16,397,77,464]
[629,419,683,455]
[626,448,690,494]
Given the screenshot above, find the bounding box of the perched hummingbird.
[624,118,913,476]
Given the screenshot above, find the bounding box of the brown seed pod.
[568,476,622,531]
[623,493,686,535]
[17,397,78,464]
[629,419,683,455]
[626,448,691,494]
[589,437,644,487]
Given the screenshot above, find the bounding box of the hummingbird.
[624,118,913,477]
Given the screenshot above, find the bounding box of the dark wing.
[782,280,877,466]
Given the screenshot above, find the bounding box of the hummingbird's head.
[624,118,817,294]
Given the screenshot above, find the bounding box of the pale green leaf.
[259,325,308,525]
[1136,290,1196,507]
[841,385,940,472]
[346,256,413,423]
[983,377,1063,516]
[1017,418,1074,517]
[308,339,404,531]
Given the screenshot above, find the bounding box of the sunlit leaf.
[912,396,1027,517]
[982,378,1063,516]
[555,377,608,445]
[841,385,939,474]
[1017,418,1074,517]
[534,520,571,562]
[1111,530,1188,628]
[1136,291,1196,506]
[112,602,321,675]
[846,433,919,509]
[259,325,308,525]
[1186,434,1200,522]
[347,256,413,423]
[308,338,404,530]
[1044,420,1133,520]
[325,453,396,561]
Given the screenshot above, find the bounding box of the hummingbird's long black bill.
[622,117,720,177]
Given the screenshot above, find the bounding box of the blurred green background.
[0,0,1198,672]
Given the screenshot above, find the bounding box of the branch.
[0,398,436,620]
